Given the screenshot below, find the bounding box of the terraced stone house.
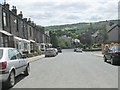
[0,3,51,55]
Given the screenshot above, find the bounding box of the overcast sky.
[0,0,119,26]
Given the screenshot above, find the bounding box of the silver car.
[45,48,56,57]
[0,48,30,88]
[54,48,58,55]
[74,48,82,52]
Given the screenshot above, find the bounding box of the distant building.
[80,30,92,45]
[106,22,120,43]
[91,30,103,44]
[59,35,72,48]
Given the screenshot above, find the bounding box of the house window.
[16,19,19,32]
[3,12,8,27]
[30,27,32,37]
[22,24,25,37]
[24,43,27,51]
[25,25,27,38]
[14,19,19,32]
[2,34,9,47]
[15,41,19,49]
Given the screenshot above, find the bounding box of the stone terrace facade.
[0,3,51,55]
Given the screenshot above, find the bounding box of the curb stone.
[92,54,103,57]
[27,55,45,63]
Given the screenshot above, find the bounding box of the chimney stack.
[12,6,17,14]
[28,18,31,23]
[3,3,10,10]
[23,18,27,22]
[18,11,23,18]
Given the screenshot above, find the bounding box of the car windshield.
[116,46,120,51]
[0,49,3,60]
[57,47,61,50]
[46,49,52,51]
[113,46,120,52]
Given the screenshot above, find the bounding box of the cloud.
[90,15,103,21]
[66,15,80,20]
[0,0,119,26]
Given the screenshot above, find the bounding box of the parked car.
[54,48,58,55]
[74,48,82,52]
[103,45,120,65]
[0,47,30,88]
[57,47,62,53]
[74,48,77,52]
[45,48,56,57]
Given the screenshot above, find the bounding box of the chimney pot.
[3,3,10,10]
[20,11,22,14]
[12,6,17,14]
[23,18,27,22]
[18,11,23,18]
[28,18,31,23]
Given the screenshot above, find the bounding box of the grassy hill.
[45,20,118,38]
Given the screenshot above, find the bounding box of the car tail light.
[112,52,119,56]
[0,61,7,69]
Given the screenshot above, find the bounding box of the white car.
[75,48,82,52]
[0,48,30,88]
[54,48,58,55]
[45,48,56,57]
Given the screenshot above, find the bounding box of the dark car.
[57,47,62,53]
[74,48,77,52]
[103,45,120,65]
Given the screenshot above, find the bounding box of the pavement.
[27,54,45,63]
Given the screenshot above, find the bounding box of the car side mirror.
[108,49,112,53]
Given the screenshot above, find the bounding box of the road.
[11,49,118,88]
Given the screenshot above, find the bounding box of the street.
[11,49,118,88]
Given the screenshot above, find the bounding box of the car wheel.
[6,71,15,88]
[104,56,107,62]
[24,64,30,76]
[111,58,115,65]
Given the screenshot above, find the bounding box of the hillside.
[46,22,90,33]
[45,20,118,38]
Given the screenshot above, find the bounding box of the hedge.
[83,48,101,51]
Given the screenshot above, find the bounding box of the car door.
[8,49,21,76]
[15,49,26,72]
[106,48,113,60]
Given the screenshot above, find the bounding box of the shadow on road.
[105,60,120,66]
[15,74,27,84]
[2,74,28,90]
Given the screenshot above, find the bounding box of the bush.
[83,48,101,51]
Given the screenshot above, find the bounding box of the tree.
[100,24,108,43]
[49,31,58,47]
[58,39,66,48]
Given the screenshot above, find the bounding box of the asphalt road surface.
[11,49,118,88]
